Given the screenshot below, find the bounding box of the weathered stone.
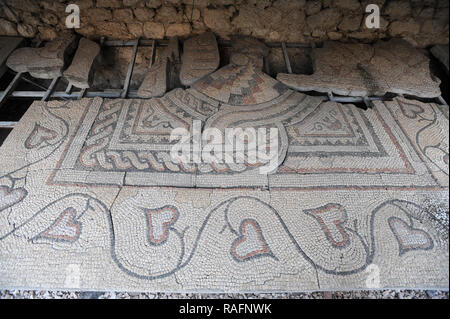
[5,0,39,12]
[384,0,412,18]
[17,23,36,38]
[85,8,113,23]
[2,5,19,23]
[328,31,344,40]
[156,6,183,23]
[0,0,448,49]
[305,0,322,16]
[134,7,155,22]
[123,0,141,6]
[137,58,169,98]
[180,32,220,86]
[230,36,269,70]
[96,22,131,39]
[273,0,306,10]
[277,39,441,98]
[232,5,266,32]
[143,22,165,39]
[431,44,449,74]
[96,0,123,8]
[306,8,342,30]
[0,36,23,77]
[21,12,41,27]
[76,24,97,39]
[138,37,179,98]
[77,0,95,9]
[333,0,361,11]
[7,35,76,79]
[0,18,18,36]
[127,23,144,38]
[182,0,210,7]
[165,36,180,63]
[113,9,135,23]
[204,8,233,34]
[184,7,201,21]
[166,23,191,37]
[41,11,59,26]
[37,26,58,41]
[339,15,362,32]
[146,0,163,8]
[63,38,101,89]
[370,39,441,97]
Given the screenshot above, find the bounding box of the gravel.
[0,289,448,299]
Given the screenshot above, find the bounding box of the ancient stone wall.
[0,0,448,47]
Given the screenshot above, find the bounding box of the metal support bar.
[437,95,448,106]
[281,42,292,74]
[327,92,334,102]
[121,39,140,99]
[42,77,60,101]
[65,83,73,94]
[322,95,383,103]
[104,39,163,47]
[0,121,17,128]
[0,89,389,102]
[78,88,86,100]
[0,72,23,108]
[363,96,374,108]
[102,39,313,49]
[0,41,42,108]
[19,75,48,91]
[149,39,156,68]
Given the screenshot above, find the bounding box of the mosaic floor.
[0,46,449,291]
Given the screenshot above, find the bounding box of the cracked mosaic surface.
[0,51,448,292]
[277,39,442,98]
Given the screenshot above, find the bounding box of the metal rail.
[42,77,60,101]
[121,38,140,98]
[0,72,23,108]
[0,121,16,128]
[281,42,292,74]
[437,95,448,106]
[0,38,448,130]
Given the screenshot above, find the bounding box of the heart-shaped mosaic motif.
[25,124,57,149]
[146,206,179,245]
[305,203,350,248]
[0,186,27,212]
[39,208,82,243]
[388,217,433,255]
[231,219,271,262]
[398,100,425,119]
